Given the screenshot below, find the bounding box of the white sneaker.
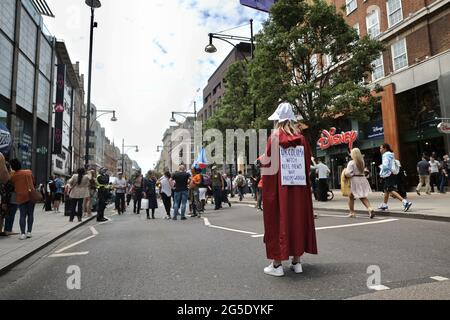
[289,263,303,274]
[264,263,284,277]
[26,233,32,238]
[378,204,388,211]
[19,234,26,240]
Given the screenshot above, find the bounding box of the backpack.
[391,159,401,176]
[48,180,56,193]
[236,175,245,187]
[202,175,211,187]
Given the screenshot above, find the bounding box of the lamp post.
[122,139,139,175]
[170,101,197,122]
[84,0,101,168]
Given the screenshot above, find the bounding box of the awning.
[31,0,54,17]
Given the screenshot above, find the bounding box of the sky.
[43,0,268,173]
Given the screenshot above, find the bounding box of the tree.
[249,0,384,148]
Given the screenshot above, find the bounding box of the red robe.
[262,129,318,261]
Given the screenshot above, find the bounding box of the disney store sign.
[437,122,450,134]
[317,127,358,151]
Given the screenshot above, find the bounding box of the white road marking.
[430,276,449,282]
[203,217,211,226]
[251,219,399,238]
[49,252,89,258]
[55,235,96,254]
[90,226,98,235]
[315,219,399,231]
[98,217,112,225]
[368,285,390,291]
[208,225,258,235]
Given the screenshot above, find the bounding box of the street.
[0,203,449,300]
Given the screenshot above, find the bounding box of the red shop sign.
[317,127,358,151]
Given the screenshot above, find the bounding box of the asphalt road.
[0,202,449,300]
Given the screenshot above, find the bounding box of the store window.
[387,0,403,28]
[14,116,32,169]
[391,38,408,71]
[366,10,380,38]
[396,81,441,132]
[0,0,16,40]
[0,34,14,99]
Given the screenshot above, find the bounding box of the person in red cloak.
[261,103,318,277]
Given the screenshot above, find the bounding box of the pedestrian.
[10,159,37,240]
[198,172,208,212]
[211,166,224,210]
[143,171,158,220]
[53,175,65,212]
[132,170,144,214]
[159,171,173,219]
[311,158,330,202]
[395,159,408,199]
[261,103,318,277]
[344,148,375,219]
[429,156,441,193]
[416,155,431,196]
[257,174,263,211]
[378,144,412,212]
[439,154,449,193]
[126,181,132,207]
[1,163,17,235]
[67,168,90,222]
[83,170,96,217]
[189,168,202,218]
[222,173,232,208]
[170,165,190,220]
[113,172,127,215]
[0,153,9,184]
[96,167,110,222]
[233,171,245,201]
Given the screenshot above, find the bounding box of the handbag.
[27,174,43,204]
[141,198,149,210]
[340,170,351,197]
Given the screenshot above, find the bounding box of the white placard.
[280,146,307,186]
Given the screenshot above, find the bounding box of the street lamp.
[170,101,197,122]
[84,0,101,168]
[122,139,139,174]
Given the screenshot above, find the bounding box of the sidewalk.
[230,191,450,221]
[0,206,97,275]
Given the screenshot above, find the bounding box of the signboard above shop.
[438,122,450,134]
[240,0,277,12]
[317,127,358,151]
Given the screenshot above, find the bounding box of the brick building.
[321,0,450,188]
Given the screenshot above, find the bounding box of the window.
[19,8,37,63]
[16,53,35,112]
[366,10,380,38]
[37,74,50,122]
[391,38,408,71]
[0,0,16,40]
[346,0,357,15]
[372,54,384,81]
[0,34,14,99]
[387,0,403,27]
[39,35,52,79]
[353,23,360,37]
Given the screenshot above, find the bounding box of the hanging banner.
[280,146,307,186]
[53,64,65,155]
[317,127,358,151]
[240,0,277,12]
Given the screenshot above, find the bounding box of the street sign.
[240,0,276,12]
[437,122,450,134]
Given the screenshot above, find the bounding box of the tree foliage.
[250,0,384,146]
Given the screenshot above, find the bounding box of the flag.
[193,148,208,170]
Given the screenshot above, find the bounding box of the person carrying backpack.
[378,143,412,212]
[234,171,246,201]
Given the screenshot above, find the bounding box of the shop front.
[396,81,447,187]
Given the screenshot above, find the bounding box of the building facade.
[0,0,55,184]
[321,0,450,188]
[198,43,252,123]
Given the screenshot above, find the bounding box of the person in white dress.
[344,148,375,219]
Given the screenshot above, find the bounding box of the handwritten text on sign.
[280,146,306,186]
